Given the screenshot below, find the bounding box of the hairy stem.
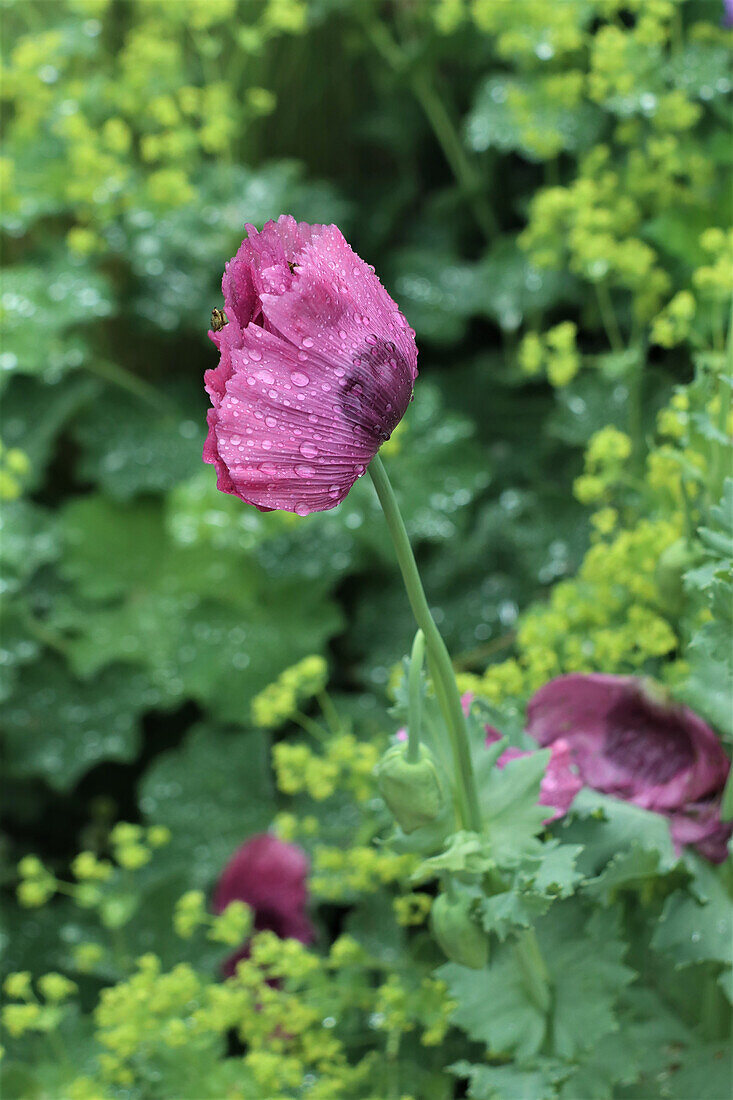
[407,629,426,764]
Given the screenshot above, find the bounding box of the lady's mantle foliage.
[528,673,732,861]
[204,216,418,515]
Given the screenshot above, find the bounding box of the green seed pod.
[375,744,443,833]
[431,892,489,970]
[655,537,702,616]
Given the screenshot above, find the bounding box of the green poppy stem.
[368,454,482,833]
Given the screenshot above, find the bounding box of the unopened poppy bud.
[431,891,489,969]
[655,537,702,616]
[375,744,443,833]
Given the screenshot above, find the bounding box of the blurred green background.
[1,0,731,928]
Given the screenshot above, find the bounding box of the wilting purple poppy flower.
[723,0,733,28]
[213,833,314,975]
[484,729,583,823]
[527,674,732,862]
[204,216,418,515]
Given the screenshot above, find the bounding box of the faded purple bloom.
[527,674,732,862]
[724,0,733,27]
[204,216,418,515]
[485,729,583,823]
[213,833,314,975]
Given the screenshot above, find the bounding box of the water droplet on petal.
[256,369,275,384]
[265,416,277,427]
[295,464,315,478]
[291,371,310,387]
[249,350,262,361]
[300,442,318,458]
[302,336,314,348]
[295,502,310,516]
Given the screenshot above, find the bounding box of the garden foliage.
[1,1,731,1098]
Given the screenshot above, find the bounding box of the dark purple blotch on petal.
[526,673,732,862]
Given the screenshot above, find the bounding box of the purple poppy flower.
[724,0,733,28]
[484,728,583,823]
[213,833,315,975]
[527,674,732,862]
[204,216,418,515]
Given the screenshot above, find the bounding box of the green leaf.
[481,841,584,939]
[138,723,275,888]
[652,867,733,969]
[440,900,634,1061]
[1,373,99,489]
[53,496,343,719]
[477,751,552,865]
[72,382,205,500]
[698,478,733,561]
[664,1041,733,1100]
[0,501,59,591]
[559,789,679,877]
[452,1058,565,1100]
[3,657,150,789]
[1,259,113,383]
[583,843,679,906]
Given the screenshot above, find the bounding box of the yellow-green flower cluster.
[311,844,417,901]
[468,505,684,704]
[471,0,586,60]
[2,3,298,238]
[0,444,31,501]
[519,322,580,387]
[574,426,633,504]
[514,0,723,326]
[173,890,252,947]
[251,654,328,729]
[273,732,380,802]
[373,975,456,1047]
[651,291,696,349]
[394,891,433,927]
[17,823,170,914]
[2,971,77,1038]
[692,228,733,304]
[521,149,671,320]
[16,854,56,908]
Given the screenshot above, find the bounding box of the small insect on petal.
[211,307,228,332]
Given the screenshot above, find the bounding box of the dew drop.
[249,350,262,361]
[300,442,318,458]
[256,369,275,384]
[265,416,277,427]
[291,371,310,387]
[295,502,310,516]
[297,351,308,362]
[302,336,314,348]
[295,464,315,478]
